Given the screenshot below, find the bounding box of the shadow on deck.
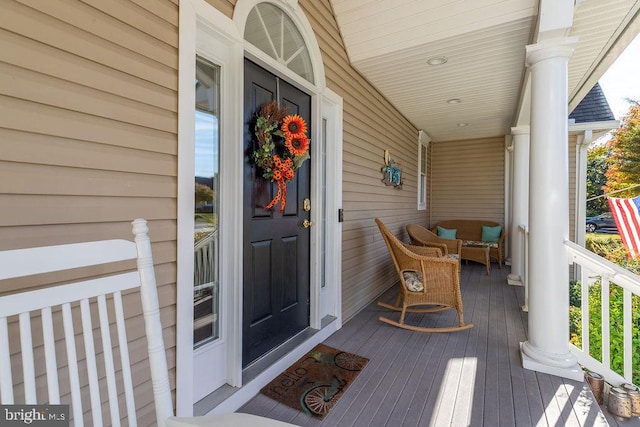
[240,263,639,426]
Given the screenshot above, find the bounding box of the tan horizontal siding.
[18,0,177,67]
[1,129,176,174]
[204,0,236,19]
[0,29,176,111]
[123,0,179,27]
[1,163,176,197]
[1,1,177,89]
[302,0,425,322]
[430,137,505,225]
[569,135,577,242]
[0,195,176,227]
[0,62,177,133]
[0,1,178,422]
[0,96,175,154]
[0,219,176,251]
[80,0,179,46]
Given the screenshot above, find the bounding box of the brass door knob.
[302,219,313,228]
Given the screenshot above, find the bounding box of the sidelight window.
[193,56,221,347]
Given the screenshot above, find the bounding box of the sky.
[598,33,640,120]
[195,110,219,178]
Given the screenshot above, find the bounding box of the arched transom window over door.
[244,2,314,84]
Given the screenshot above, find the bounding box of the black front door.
[242,59,311,367]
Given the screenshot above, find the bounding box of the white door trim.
[177,0,244,415]
[319,88,343,326]
[177,0,342,415]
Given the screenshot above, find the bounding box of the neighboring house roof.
[569,83,615,123]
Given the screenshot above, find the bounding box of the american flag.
[608,195,640,259]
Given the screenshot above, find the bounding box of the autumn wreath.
[252,101,310,212]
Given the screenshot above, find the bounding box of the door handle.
[302,219,313,228]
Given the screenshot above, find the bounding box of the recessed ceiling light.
[457,122,468,127]
[427,56,447,65]
[447,98,462,104]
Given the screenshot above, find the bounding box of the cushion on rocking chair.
[402,271,424,292]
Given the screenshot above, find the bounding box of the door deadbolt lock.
[303,198,311,212]
[302,219,313,228]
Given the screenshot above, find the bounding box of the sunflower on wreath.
[252,101,310,212]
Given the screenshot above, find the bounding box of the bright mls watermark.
[1,405,69,426]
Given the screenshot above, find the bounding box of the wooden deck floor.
[240,263,639,426]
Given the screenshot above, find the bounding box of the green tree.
[195,182,213,204]
[605,100,640,198]
[587,144,610,216]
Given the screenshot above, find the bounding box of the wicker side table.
[460,245,491,274]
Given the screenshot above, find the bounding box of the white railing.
[565,240,640,387]
[194,229,218,292]
[193,229,219,346]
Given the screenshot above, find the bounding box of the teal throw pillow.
[437,226,457,239]
[481,225,502,243]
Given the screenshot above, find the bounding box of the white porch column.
[507,126,529,287]
[574,130,593,249]
[520,37,583,381]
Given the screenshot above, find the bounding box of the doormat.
[260,343,369,418]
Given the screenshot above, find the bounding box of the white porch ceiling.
[330,0,640,142]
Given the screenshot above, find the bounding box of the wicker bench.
[431,220,504,274]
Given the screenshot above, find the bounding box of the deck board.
[239,263,639,426]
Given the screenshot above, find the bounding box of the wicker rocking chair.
[375,219,473,333]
